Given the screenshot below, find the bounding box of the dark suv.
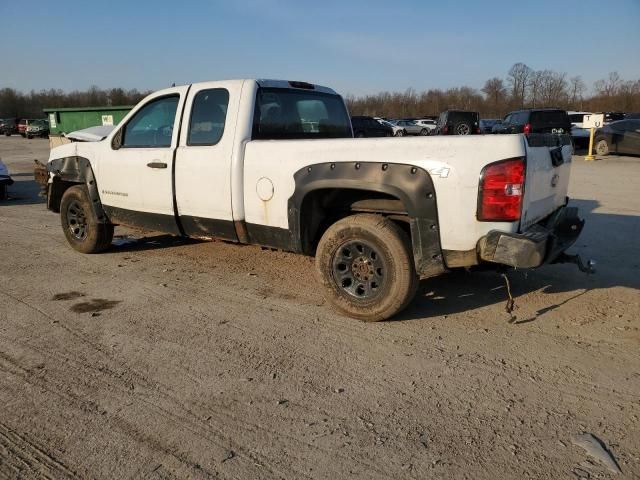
[351,116,393,137]
[0,118,18,136]
[436,110,480,135]
[497,109,570,135]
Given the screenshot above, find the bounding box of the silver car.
[390,120,431,136]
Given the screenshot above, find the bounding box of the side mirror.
[111,129,123,150]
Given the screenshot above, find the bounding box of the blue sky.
[1,0,639,96]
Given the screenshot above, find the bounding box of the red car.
[17,119,38,137]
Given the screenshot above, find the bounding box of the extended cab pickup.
[44,79,589,321]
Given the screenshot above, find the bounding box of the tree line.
[346,63,640,119]
[1,63,639,120]
[0,86,151,118]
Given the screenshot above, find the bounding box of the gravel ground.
[0,135,638,479]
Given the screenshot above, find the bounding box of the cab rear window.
[252,88,352,140]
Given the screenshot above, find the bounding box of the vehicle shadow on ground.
[396,198,639,322]
[107,234,203,253]
[0,175,45,206]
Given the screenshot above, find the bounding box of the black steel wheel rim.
[331,240,385,300]
[67,200,88,240]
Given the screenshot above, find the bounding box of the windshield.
[252,88,352,140]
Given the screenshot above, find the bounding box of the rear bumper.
[478,206,584,269]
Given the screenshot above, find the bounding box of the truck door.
[99,86,189,234]
[174,82,239,240]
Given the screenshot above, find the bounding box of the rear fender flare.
[288,161,446,278]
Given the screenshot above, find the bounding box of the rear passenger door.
[174,82,240,240]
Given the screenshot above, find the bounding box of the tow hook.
[555,253,596,274]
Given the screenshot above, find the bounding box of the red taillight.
[523,123,531,135]
[478,158,525,222]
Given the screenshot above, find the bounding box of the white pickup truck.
[43,79,590,321]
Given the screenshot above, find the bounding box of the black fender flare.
[288,161,446,278]
[48,156,109,223]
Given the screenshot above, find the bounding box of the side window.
[122,95,179,148]
[187,89,229,146]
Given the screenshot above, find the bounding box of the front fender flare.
[48,156,108,223]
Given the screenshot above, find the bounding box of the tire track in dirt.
[0,421,81,480]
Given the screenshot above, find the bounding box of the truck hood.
[66,125,115,142]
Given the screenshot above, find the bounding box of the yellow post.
[585,127,596,161]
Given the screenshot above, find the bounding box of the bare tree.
[482,77,507,115]
[507,62,532,108]
[569,76,586,108]
[594,72,623,97]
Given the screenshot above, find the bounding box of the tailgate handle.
[147,161,167,169]
[550,147,564,167]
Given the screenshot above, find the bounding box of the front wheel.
[595,138,610,156]
[420,128,428,136]
[315,214,418,321]
[394,130,404,137]
[60,185,113,253]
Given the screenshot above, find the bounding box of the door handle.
[147,161,167,169]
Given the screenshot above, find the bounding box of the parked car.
[0,158,13,200]
[41,78,588,321]
[26,119,50,139]
[414,119,437,133]
[436,111,480,135]
[0,118,18,136]
[593,119,640,156]
[568,111,593,148]
[604,112,625,124]
[351,116,392,137]
[376,119,403,136]
[497,109,570,135]
[390,119,430,136]
[479,119,501,134]
[18,119,32,137]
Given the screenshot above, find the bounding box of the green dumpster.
[43,105,133,136]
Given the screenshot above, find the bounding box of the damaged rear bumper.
[478,206,584,269]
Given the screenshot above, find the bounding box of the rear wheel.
[355,131,365,138]
[455,122,472,135]
[420,128,428,136]
[60,185,113,253]
[395,130,404,137]
[595,138,610,156]
[315,214,418,321]
[0,184,7,200]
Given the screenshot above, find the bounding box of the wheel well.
[298,188,410,255]
[49,178,81,213]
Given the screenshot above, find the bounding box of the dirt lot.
[0,135,638,479]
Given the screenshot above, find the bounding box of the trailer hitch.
[554,253,596,274]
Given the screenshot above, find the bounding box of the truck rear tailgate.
[520,134,573,231]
